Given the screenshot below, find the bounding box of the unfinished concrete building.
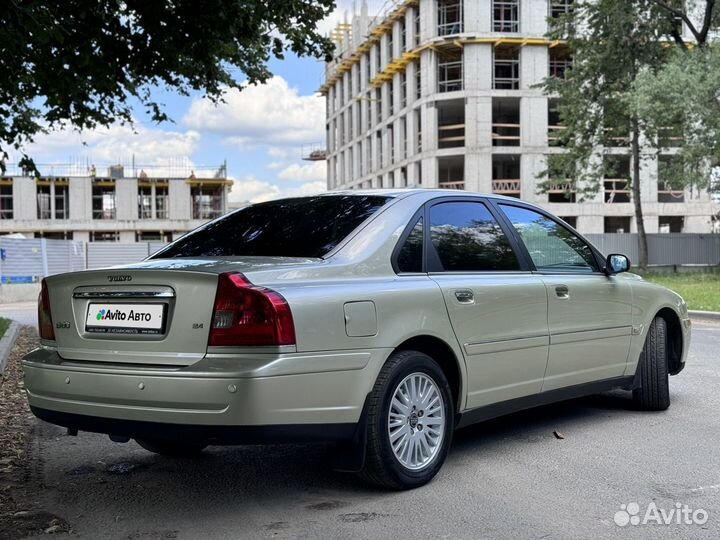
[321,0,720,233]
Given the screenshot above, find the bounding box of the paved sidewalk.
[0,302,37,329]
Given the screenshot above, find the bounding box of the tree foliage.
[634,37,720,196]
[540,0,717,268]
[0,0,335,172]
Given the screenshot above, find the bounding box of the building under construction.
[0,161,232,241]
[321,0,720,234]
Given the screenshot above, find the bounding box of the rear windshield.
[153,195,393,259]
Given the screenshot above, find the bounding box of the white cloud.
[183,77,325,148]
[18,122,203,177]
[278,161,326,182]
[229,176,326,205]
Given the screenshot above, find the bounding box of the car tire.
[135,438,207,457]
[632,316,670,411]
[359,350,454,490]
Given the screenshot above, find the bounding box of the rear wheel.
[135,438,207,457]
[359,350,454,490]
[633,316,670,411]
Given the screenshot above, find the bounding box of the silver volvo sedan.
[22,190,691,489]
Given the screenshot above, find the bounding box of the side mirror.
[605,254,630,275]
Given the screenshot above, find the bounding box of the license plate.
[85,303,165,335]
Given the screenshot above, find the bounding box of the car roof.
[320,188,522,201]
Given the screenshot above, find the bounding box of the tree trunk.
[631,116,648,270]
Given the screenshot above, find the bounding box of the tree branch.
[646,0,702,44]
[698,0,717,44]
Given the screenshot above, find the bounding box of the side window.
[397,217,424,273]
[429,202,520,271]
[499,204,599,272]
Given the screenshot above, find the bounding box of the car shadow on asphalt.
[450,390,638,452]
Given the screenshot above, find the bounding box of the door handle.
[555,285,570,299]
[454,289,475,304]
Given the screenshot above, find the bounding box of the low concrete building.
[0,164,232,241]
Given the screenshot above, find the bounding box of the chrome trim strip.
[550,325,632,345]
[72,290,175,299]
[465,335,549,356]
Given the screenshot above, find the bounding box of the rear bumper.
[30,407,356,444]
[22,346,390,436]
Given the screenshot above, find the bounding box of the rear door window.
[429,202,520,271]
[154,195,392,259]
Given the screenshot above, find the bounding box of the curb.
[689,310,720,322]
[0,321,21,375]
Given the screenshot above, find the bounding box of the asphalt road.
[13,320,720,539]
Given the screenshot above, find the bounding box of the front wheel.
[633,316,670,411]
[135,438,207,457]
[359,350,454,490]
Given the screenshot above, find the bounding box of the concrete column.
[464,44,492,91]
[407,108,418,157]
[521,154,546,202]
[465,0,491,33]
[74,231,90,242]
[420,49,436,97]
[521,0,548,36]
[578,215,604,234]
[169,179,190,220]
[422,156,438,188]
[421,102,438,152]
[119,231,135,243]
[13,178,36,220]
[640,153,658,203]
[394,116,404,164]
[466,96,493,150]
[115,178,137,221]
[520,45,548,90]
[69,177,91,221]
[419,0,437,40]
[520,96,548,147]
[407,160,418,186]
[405,8,416,49]
[463,154,487,193]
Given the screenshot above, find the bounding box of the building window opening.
[191,184,224,220]
[439,155,465,189]
[438,0,463,36]
[604,216,631,233]
[438,50,463,92]
[92,181,117,220]
[604,156,631,203]
[493,45,520,89]
[492,98,520,147]
[492,155,521,198]
[659,216,684,233]
[549,47,573,79]
[493,0,519,32]
[438,99,465,149]
[658,155,686,202]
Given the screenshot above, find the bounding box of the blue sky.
[21,1,385,204]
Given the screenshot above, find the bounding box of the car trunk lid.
[44,257,317,366]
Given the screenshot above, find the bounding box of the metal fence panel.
[647,234,720,265]
[586,234,720,265]
[0,238,45,282]
[44,239,86,275]
[0,234,717,282]
[86,243,151,270]
[585,234,640,263]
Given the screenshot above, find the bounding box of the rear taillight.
[38,279,55,341]
[208,273,296,347]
